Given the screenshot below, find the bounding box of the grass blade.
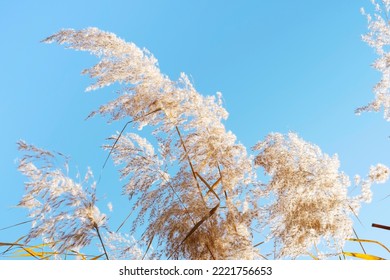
[307,252,319,260]
[69,250,87,260]
[347,238,390,253]
[1,236,30,255]
[179,203,220,246]
[195,172,220,200]
[168,203,220,260]
[90,254,105,260]
[19,247,42,259]
[343,252,385,260]
[142,235,154,260]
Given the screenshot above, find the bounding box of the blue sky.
[0,0,389,259]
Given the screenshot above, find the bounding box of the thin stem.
[175,126,205,203]
[102,108,162,171]
[96,107,162,187]
[253,241,264,248]
[0,220,32,231]
[115,208,135,233]
[353,228,366,254]
[206,243,216,260]
[94,224,109,260]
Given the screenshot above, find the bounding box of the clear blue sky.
[0,0,389,259]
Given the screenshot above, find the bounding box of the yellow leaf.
[307,252,319,260]
[69,250,87,260]
[343,252,385,260]
[21,248,43,259]
[90,254,105,260]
